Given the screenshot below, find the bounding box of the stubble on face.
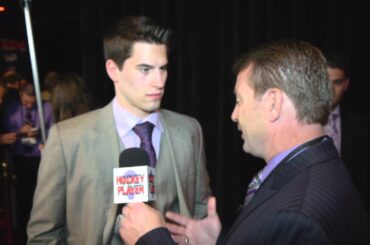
[115,42,168,118]
[232,67,268,159]
[234,68,256,153]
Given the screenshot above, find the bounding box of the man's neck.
[266,123,325,162]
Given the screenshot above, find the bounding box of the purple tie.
[244,170,263,206]
[25,109,34,126]
[133,122,157,167]
[325,112,340,152]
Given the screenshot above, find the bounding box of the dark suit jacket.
[138,137,370,245]
[340,106,370,209]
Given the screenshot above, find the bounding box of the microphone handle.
[116,200,155,216]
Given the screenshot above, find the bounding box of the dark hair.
[325,53,349,78]
[233,39,331,125]
[51,72,91,122]
[103,16,172,69]
[20,83,35,96]
[2,71,22,85]
[43,71,61,91]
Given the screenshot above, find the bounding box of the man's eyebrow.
[136,64,168,69]
[136,64,154,68]
[160,64,168,69]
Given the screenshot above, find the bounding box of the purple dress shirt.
[324,105,341,153]
[112,98,163,158]
[260,145,301,183]
[3,100,53,157]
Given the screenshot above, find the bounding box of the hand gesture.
[165,197,221,245]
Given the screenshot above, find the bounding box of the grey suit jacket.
[27,102,211,244]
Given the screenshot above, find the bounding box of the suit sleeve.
[252,211,330,245]
[193,120,212,218]
[27,124,67,244]
[136,227,176,245]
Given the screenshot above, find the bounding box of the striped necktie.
[133,122,157,167]
[244,170,263,206]
[25,109,34,126]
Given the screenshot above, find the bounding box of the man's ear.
[105,59,119,83]
[344,78,350,90]
[265,88,283,122]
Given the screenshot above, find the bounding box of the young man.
[27,16,211,244]
[119,40,370,245]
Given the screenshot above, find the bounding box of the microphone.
[113,148,156,204]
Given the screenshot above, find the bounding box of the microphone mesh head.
[119,148,150,167]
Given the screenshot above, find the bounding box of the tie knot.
[133,122,154,141]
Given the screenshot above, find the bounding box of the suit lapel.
[154,115,177,209]
[88,103,121,244]
[155,110,192,216]
[223,137,339,243]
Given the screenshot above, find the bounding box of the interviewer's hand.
[120,202,165,245]
[165,196,221,245]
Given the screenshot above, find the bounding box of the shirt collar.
[261,144,300,182]
[331,105,340,117]
[112,98,163,137]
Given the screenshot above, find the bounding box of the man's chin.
[242,143,250,154]
[143,104,161,114]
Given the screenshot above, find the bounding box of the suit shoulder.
[51,107,104,135]
[160,109,201,128]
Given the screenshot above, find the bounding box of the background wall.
[1,0,369,230]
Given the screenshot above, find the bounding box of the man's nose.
[151,70,167,88]
[231,106,238,122]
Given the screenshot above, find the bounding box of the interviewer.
[119,39,370,245]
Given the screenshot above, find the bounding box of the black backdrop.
[2,0,370,230]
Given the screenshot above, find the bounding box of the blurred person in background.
[2,83,53,244]
[41,70,60,102]
[0,78,17,245]
[0,80,17,147]
[0,79,6,106]
[1,70,22,107]
[324,53,370,211]
[50,72,92,122]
